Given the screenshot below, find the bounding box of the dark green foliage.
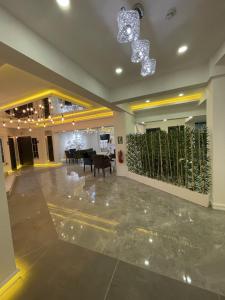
[126,126,210,194]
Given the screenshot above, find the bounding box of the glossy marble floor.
[2,165,225,299]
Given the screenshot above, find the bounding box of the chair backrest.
[93,155,111,168]
[83,150,96,158]
[65,150,71,158]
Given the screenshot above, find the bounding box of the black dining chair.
[65,150,73,164]
[83,151,96,172]
[93,155,112,177]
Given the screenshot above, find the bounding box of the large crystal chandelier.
[117,4,156,77]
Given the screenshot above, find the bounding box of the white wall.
[57,131,102,160]
[0,159,17,287]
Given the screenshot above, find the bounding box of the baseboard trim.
[0,269,19,289]
[127,171,209,208]
[212,203,225,211]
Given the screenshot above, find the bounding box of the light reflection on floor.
[8,165,225,296]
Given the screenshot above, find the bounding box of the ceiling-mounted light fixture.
[131,39,150,63]
[177,45,188,55]
[117,3,156,77]
[141,57,156,77]
[10,118,13,124]
[117,7,140,43]
[115,67,123,75]
[3,122,6,127]
[29,128,32,132]
[56,0,70,9]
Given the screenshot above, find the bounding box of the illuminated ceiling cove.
[0,89,113,130]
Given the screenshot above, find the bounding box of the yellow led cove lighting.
[39,111,114,127]
[33,163,63,168]
[131,93,203,111]
[0,89,92,111]
[0,259,28,299]
[49,107,110,121]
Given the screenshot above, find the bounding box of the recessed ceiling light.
[56,0,70,9]
[141,121,145,124]
[163,119,167,122]
[145,100,150,103]
[177,45,188,55]
[115,67,123,75]
[179,93,184,97]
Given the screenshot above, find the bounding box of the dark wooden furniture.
[93,155,112,177]
[83,151,96,172]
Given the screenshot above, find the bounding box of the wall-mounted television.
[100,134,110,142]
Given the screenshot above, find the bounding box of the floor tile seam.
[103,259,120,300]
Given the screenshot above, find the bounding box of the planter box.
[127,171,209,208]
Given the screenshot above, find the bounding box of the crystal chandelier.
[131,39,150,63]
[117,8,140,43]
[141,57,156,77]
[117,4,156,77]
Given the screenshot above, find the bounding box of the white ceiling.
[0,64,53,105]
[0,64,97,107]
[0,0,225,89]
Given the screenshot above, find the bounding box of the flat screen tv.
[100,134,110,142]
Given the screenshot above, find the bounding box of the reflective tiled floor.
[3,165,225,299]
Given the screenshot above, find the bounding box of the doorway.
[47,136,54,162]
[8,137,17,170]
[17,137,34,166]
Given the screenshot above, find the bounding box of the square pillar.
[207,76,225,210]
[113,111,135,176]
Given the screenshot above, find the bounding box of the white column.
[0,159,17,287]
[36,130,48,164]
[207,76,225,210]
[52,133,61,163]
[113,111,135,176]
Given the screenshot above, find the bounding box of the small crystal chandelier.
[131,39,150,63]
[141,57,156,77]
[117,8,140,43]
[117,3,156,77]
